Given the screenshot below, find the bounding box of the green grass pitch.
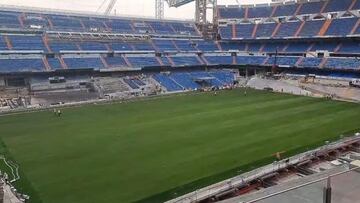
[0,89,360,203]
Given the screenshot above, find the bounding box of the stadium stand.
[0,0,358,86]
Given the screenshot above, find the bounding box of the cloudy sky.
[0,0,270,20]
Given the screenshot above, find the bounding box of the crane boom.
[105,0,117,15]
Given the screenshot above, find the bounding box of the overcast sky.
[0,0,270,20]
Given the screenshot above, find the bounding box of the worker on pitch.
[53,109,62,117]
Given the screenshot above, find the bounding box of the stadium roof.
[166,0,194,8]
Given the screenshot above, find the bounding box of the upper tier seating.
[219,17,359,40]
[324,0,353,13]
[248,6,273,18]
[0,9,200,37]
[219,0,359,20]
[298,1,324,15]
[218,7,245,19]
[0,12,20,28]
[273,4,298,17]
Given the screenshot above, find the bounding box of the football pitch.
[0,89,360,203]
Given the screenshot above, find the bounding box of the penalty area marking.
[0,155,20,183]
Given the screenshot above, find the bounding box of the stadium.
[0,0,360,202]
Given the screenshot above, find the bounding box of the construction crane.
[155,0,165,19]
[104,0,117,15]
[97,0,117,16]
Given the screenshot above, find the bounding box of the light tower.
[155,0,165,20]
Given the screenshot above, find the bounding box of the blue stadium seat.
[325,58,360,70]
[63,57,104,70]
[286,42,311,53]
[298,57,322,68]
[170,22,198,36]
[298,20,324,37]
[0,11,21,28]
[105,57,128,68]
[262,43,285,52]
[339,42,360,53]
[170,72,200,89]
[23,14,49,29]
[247,43,262,52]
[153,40,177,52]
[255,23,276,38]
[209,71,235,85]
[195,41,219,51]
[353,0,360,10]
[171,56,202,66]
[205,56,233,65]
[248,6,273,18]
[9,35,45,51]
[324,0,353,13]
[275,21,301,38]
[105,19,134,33]
[235,24,254,39]
[47,58,63,70]
[49,41,79,52]
[236,56,267,65]
[0,36,9,50]
[311,42,338,52]
[153,74,183,91]
[218,7,245,19]
[110,42,133,51]
[149,22,174,35]
[173,40,197,51]
[127,57,160,67]
[266,56,299,67]
[298,1,324,15]
[124,78,140,89]
[0,58,45,72]
[132,42,154,51]
[325,18,358,36]
[219,42,246,51]
[273,4,298,17]
[50,15,83,31]
[82,18,106,31]
[190,71,224,87]
[219,25,233,39]
[79,42,108,51]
